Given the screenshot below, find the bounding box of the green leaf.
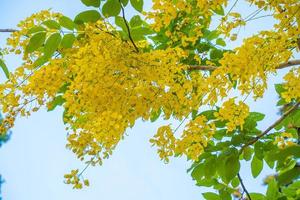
[44,33,62,58]
[275,145,300,162]
[61,34,76,48]
[264,152,275,169]
[102,0,121,17]
[276,98,287,106]
[202,192,221,200]
[33,56,47,68]
[216,38,226,46]
[213,6,225,15]
[278,167,300,186]
[204,30,219,40]
[204,156,217,178]
[219,189,231,200]
[191,110,198,120]
[198,110,216,120]
[231,176,240,188]
[231,134,244,146]
[26,32,46,53]
[59,16,75,30]
[115,16,128,32]
[266,179,279,200]
[243,146,253,161]
[213,129,226,140]
[224,153,240,183]
[131,26,154,41]
[150,108,161,122]
[210,49,223,60]
[48,96,66,111]
[282,181,300,197]
[120,0,129,6]
[275,84,285,95]
[130,0,143,12]
[191,163,204,180]
[27,26,46,34]
[130,15,143,27]
[42,20,61,29]
[254,141,264,160]
[0,59,9,79]
[196,178,215,187]
[249,193,266,200]
[249,112,265,121]
[74,10,101,24]
[81,0,100,7]
[251,155,263,178]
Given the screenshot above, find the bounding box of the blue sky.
[0,0,295,199]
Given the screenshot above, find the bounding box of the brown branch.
[118,0,139,53]
[188,65,217,71]
[0,29,18,33]
[277,59,300,69]
[240,101,300,153]
[189,59,300,71]
[237,173,252,200]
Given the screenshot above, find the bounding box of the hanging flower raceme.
[214,98,249,132]
[150,115,216,162]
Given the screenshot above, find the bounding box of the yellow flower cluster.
[282,67,300,102]
[1,15,216,168]
[219,31,293,98]
[146,0,227,47]
[150,115,216,162]
[176,115,216,161]
[7,10,61,59]
[64,169,89,189]
[248,0,300,39]
[149,125,175,163]
[0,1,298,187]
[218,12,246,40]
[214,98,249,132]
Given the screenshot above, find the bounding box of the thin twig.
[118,0,139,52]
[189,59,300,71]
[0,29,18,33]
[240,101,300,153]
[237,173,252,200]
[188,65,217,71]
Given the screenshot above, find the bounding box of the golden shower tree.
[0,0,300,199]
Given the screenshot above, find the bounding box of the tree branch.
[240,101,300,153]
[188,65,217,71]
[238,173,252,200]
[277,59,300,69]
[118,0,139,53]
[189,59,300,71]
[0,29,18,33]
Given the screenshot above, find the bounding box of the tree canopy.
[0,0,300,199]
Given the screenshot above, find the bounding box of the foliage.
[0,0,299,199]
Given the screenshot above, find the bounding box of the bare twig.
[189,59,300,71]
[277,59,300,69]
[240,101,300,153]
[238,173,252,200]
[118,0,139,52]
[0,29,18,33]
[188,65,217,71]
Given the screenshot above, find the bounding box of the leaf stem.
[240,101,300,153]
[237,173,252,200]
[118,0,139,52]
